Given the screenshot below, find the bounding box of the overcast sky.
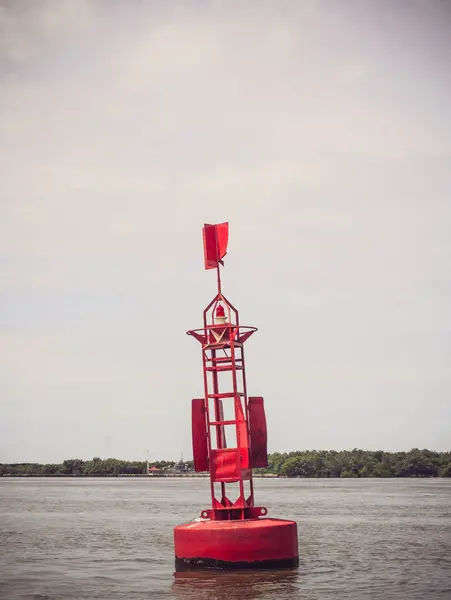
[1,0,450,463]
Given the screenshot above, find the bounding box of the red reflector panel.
[203,223,229,270]
[192,399,208,472]
[235,396,249,469]
[249,397,268,468]
[210,449,240,481]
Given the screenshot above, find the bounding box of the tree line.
[255,449,451,478]
[1,449,450,477]
[0,458,179,477]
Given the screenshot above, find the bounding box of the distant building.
[175,460,188,473]
[148,466,162,476]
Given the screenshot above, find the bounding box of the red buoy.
[174,222,299,571]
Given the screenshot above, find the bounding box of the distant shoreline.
[1,473,448,479]
[2,449,450,478]
[1,473,280,478]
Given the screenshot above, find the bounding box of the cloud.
[0,0,93,68]
[1,0,450,461]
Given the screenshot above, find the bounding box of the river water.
[0,478,450,600]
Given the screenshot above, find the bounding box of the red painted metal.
[174,222,299,569]
[249,397,268,468]
[192,399,208,472]
[203,223,228,270]
[174,519,298,568]
[187,225,266,519]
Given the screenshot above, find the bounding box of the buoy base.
[174,517,298,571]
[175,555,299,571]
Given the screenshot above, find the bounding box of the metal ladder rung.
[207,392,245,399]
[207,356,243,363]
[206,365,243,372]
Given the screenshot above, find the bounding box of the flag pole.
[215,225,222,295]
[216,264,221,295]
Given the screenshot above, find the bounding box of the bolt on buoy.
[174,222,299,571]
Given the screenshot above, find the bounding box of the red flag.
[202,222,228,270]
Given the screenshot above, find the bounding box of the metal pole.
[216,264,221,295]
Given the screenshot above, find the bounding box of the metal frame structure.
[188,262,267,521]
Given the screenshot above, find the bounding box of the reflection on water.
[172,568,299,600]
